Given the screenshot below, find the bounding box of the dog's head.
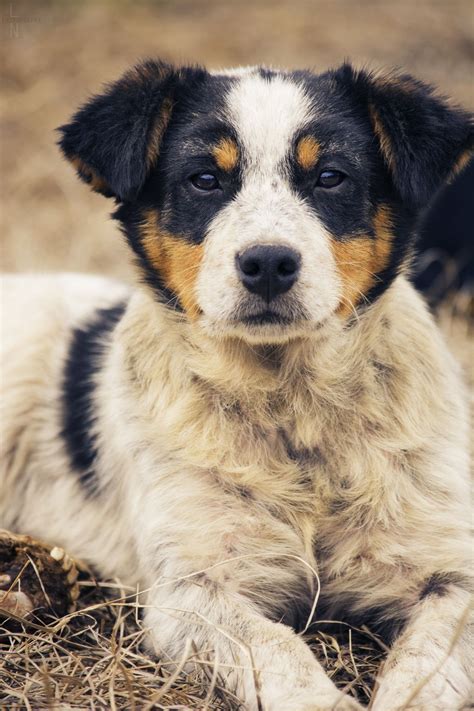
[59,61,472,342]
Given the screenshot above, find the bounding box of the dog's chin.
[199,310,327,344]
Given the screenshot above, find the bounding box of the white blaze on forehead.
[224,73,313,175]
[196,70,340,336]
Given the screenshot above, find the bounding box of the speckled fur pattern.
[1,60,473,710]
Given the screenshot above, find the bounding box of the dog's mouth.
[200,302,327,343]
[240,310,293,326]
[226,295,314,334]
[199,292,329,342]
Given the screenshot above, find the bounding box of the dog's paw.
[371,677,469,711]
[371,651,471,711]
[372,697,467,711]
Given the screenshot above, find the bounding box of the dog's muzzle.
[236,245,301,303]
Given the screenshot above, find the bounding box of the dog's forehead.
[221,71,314,170]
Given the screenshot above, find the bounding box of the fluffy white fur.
[1,268,472,710]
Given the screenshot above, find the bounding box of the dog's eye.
[316,169,345,189]
[190,173,220,192]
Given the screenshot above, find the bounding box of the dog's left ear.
[334,64,473,210]
[58,60,206,201]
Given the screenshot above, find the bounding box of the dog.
[1,60,472,710]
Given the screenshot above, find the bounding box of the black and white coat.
[1,61,472,710]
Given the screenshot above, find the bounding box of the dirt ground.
[0,1,473,708]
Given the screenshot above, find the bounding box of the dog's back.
[0,273,130,559]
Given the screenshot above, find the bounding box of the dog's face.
[142,68,388,340]
[59,62,472,343]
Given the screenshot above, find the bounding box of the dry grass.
[0,0,472,708]
[0,564,388,710]
[0,580,242,710]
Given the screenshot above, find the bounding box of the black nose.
[236,245,301,302]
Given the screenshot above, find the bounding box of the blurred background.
[1,0,473,283]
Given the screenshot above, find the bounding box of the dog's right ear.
[332,64,473,211]
[58,60,205,201]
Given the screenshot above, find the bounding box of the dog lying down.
[1,61,472,710]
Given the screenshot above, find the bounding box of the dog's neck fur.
[119,276,393,414]
[101,273,469,613]
[119,287,351,432]
[103,273,454,515]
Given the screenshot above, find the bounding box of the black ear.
[334,64,474,210]
[58,60,205,201]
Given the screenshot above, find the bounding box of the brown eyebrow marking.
[296,136,321,171]
[212,137,240,172]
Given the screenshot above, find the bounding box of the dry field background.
[0,0,473,708]
[2,0,474,281]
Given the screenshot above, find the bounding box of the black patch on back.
[61,302,127,495]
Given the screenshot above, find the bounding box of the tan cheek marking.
[332,239,375,317]
[372,205,395,270]
[296,136,320,171]
[212,137,239,172]
[332,205,394,317]
[141,212,204,319]
[70,156,110,195]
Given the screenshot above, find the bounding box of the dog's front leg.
[372,584,472,710]
[144,576,363,711]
